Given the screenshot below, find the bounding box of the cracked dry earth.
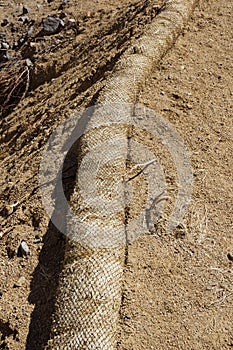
[0,0,232,349]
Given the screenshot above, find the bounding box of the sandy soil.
[0,0,232,349]
[119,1,233,349]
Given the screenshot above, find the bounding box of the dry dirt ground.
[0,0,232,349]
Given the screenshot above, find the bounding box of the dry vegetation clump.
[0,59,30,119]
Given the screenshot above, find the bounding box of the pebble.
[1,18,10,27]
[59,12,67,19]
[19,16,30,24]
[22,6,30,14]
[66,18,76,27]
[59,19,65,27]
[43,16,64,34]
[16,240,30,257]
[26,58,33,67]
[14,276,26,288]
[18,36,26,46]
[0,32,6,39]
[2,51,10,61]
[34,237,43,243]
[27,26,34,36]
[1,42,10,50]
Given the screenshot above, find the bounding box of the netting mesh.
[46,113,129,349]
[46,243,125,349]
[46,1,198,348]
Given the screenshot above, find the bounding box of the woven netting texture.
[46,0,198,349]
[46,108,129,349]
[46,243,125,349]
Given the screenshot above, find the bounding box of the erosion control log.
[46,0,198,348]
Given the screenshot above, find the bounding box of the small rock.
[26,58,33,67]
[27,26,34,36]
[34,237,42,243]
[66,18,76,27]
[86,11,94,19]
[59,12,67,19]
[1,42,10,50]
[22,6,30,14]
[2,51,10,61]
[19,16,30,24]
[0,32,6,39]
[1,18,10,27]
[43,16,63,34]
[59,19,65,27]
[18,36,26,46]
[0,290,2,297]
[16,240,30,257]
[14,276,26,287]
